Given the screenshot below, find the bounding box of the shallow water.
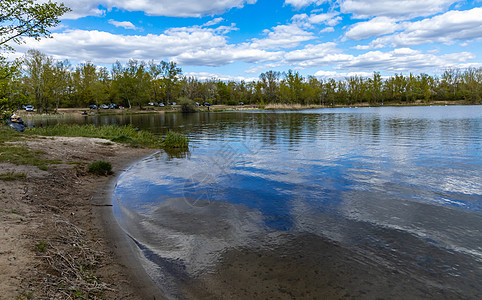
[109,106,482,298]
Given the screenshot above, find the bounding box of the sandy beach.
[0,135,162,299]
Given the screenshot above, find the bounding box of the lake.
[32,106,482,298]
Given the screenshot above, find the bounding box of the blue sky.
[14,0,482,81]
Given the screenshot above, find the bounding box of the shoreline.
[0,134,162,299]
[16,100,478,116]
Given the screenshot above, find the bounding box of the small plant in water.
[162,131,189,149]
[88,161,113,176]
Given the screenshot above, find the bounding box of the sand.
[0,135,163,299]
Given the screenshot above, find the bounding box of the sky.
[12,0,482,81]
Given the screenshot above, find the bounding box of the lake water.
[33,106,482,298]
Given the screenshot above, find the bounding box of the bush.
[179,97,198,113]
[162,131,189,149]
[88,161,113,176]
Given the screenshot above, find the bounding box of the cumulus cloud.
[340,0,459,19]
[284,43,353,67]
[108,20,139,30]
[16,26,281,67]
[292,12,342,27]
[185,72,257,82]
[314,70,375,80]
[344,17,400,41]
[250,23,315,49]
[55,0,257,18]
[339,48,475,73]
[362,7,482,48]
[284,0,328,9]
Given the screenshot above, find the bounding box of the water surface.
[111,106,479,298]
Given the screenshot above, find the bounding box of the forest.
[1,49,481,113]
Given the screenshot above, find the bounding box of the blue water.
[112,106,481,298]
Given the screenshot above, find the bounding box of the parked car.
[148,102,157,106]
[109,104,119,109]
[100,104,109,109]
[203,102,211,106]
[89,104,97,109]
[168,102,176,105]
[25,105,34,111]
[158,103,165,107]
[238,102,244,105]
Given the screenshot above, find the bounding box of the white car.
[25,105,34,111]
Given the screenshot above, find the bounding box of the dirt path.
[0,136,161,299]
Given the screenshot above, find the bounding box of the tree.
[0,0,70,52]
[1,0,70,118]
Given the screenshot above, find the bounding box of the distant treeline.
[1,50,481,113]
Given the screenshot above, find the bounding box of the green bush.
[179,97,198,113]
[162,131,189,149]
[88,161,113,176]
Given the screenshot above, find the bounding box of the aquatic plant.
[162,131,189,149]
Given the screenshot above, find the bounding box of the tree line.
[1,49,481,113]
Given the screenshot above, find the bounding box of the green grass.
[162,131,189,149]
[0,145,58,170]
[35,241,47,253]
[0,171,27,181]
[26,124,162,148]
[88,161,113,176]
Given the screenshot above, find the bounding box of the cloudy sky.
[14,0,482,80]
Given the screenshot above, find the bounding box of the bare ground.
[0,136,159,299]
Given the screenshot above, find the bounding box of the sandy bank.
[0,135,163,299]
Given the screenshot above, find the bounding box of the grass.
[88,161,113,176]
[162,131,189,149]
[26,124,161,148]
[0,145,58,170]
[35,241,47,253]
[0,171,27,181]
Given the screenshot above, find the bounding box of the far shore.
[15,100,477,116]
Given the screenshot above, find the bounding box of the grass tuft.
[162,131,189,149]
[0,171,27,181]
[88,161,113,176]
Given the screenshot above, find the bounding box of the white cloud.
[314,70,374,80]
[108,20,139,30]
[344,17,400,41]
[284,0,327,9]
[56,0,258,19]
[292,12,342,27]
[284,43,353,67]
[364,7,482,48]
[250,24,315,50]
[185,72,257,82]
[340,0,459,19]
[16,26,282,67]
[338,48,475,73]
[203,18,224,27]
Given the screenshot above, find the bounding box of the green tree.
[0,0,70,52]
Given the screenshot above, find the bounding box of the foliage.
[87,161,113,176]
[162,131,189,149]
[0,0,71,52]
[1,0,70,118]
[179,97,198,113]
[3,50,482,111]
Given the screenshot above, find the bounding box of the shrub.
[88,161,113,176]
[179,97,198,113]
